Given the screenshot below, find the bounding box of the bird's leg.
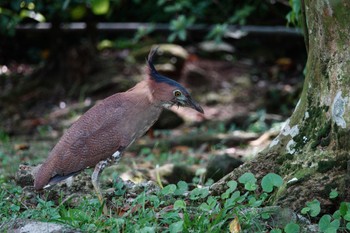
[111,150,123,164]
[91,149,123,215]
[92,160,108,215]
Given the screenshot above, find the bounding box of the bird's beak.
[186,97,204,114]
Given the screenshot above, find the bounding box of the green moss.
[332,1,350,49]
[293,168,314,182]
[320,136,331,147]
[335,128,350,150]
[320,58,329,80]
[273,182,288,204]
[318,121,332,138]
[310,141,319,150]
[293,105,331,151]
[284,163,291,170]
[333,123,339,133]
[285,153,294,160]
[323,183,337,197]
[276,157,285,165]
[317,160,337,173]
[307,119,331,150]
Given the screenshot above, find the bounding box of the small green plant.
[284,222,300,233]
[301,199,321,217]
[2,170,350,232]
[318,215,340,233]
[0,129,10,142]
[206,24,228,43]
[132,25,155,43]
[329,188,339,199]
[298,195,350,233]
[168,15,195,42]
[286,0,302,26]
[247,109,268,133]
[36,125,53,137]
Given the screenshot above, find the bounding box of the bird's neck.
[124,80,163,140]
[127,80,155,104]
[145,78,173,107]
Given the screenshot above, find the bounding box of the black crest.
[146,46,189,94]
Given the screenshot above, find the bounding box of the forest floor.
[0,41,306,232]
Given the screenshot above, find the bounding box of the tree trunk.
[211,0,350,212]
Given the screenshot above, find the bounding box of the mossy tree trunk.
[212,0,350,212]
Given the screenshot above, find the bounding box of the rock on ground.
[0,219,81,233]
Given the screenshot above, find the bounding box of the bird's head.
[146,47,204,114]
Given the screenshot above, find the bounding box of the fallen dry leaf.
[14,143,30,151]
[229,216,241,233]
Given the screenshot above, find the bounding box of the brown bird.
[34,47,204,211]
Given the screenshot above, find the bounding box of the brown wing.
[34,93,132,190]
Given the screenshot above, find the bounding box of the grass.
[0,172,279,232]
[0,121,269,232]
[2,114,350,232]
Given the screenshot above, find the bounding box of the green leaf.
[238,172,257,184]
[206,196,217,207]
[169,220,183,233]
[162,184,176,195]
[174,181,188,196]
[248,196,262,207]
[148,195,160,208]
[301,207,310,215]
[236,191,248,203]
[329,189,338,199]
[238,173,257,190]
[91,0,109,15]
[286,0,301,26]
[189,188,209,200]
[19,10,45,22]
[227,180,238,191]
[221,191,230,199]
[261,212,270,220]
[178,30,186,41]
[139,226,155,233]
[304,199,321,217]
[10,204,20,212]
[332,210,341,220]
[70,5,87,20]
[168,33,177,42]
[261,173,283,193]
[62,0,71,10]
[346,222,350,230]
[329,219,340,229]
[270,229,282,233]
[319,215,332,232]
[231,191,241,200]
[206,23,227,42]
[221,181,238,199]
[318,214,340,233]
[173,200,186,210]
[344,213,350,221]
[199,203,211,212]
[339,202,349,216]
[244,182,257,191]
[284,222,300,233]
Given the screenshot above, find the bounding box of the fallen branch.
[130,131,259,151]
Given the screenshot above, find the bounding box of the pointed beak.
[186,97,204,114]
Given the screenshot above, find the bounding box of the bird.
[34,47,204,213]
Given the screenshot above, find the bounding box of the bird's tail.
[33,161,54,190]
[34,157,81,190]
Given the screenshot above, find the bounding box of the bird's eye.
[174,90,182,97]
